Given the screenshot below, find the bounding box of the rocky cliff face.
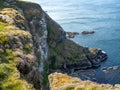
[0,0,109,90]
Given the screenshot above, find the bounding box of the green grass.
[23,44,32,54]
[0,64,34,90]
[42,61,50,89]
[0,22,8,31]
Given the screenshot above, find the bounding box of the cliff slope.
[0,0,109,90]
[49,72,120,90]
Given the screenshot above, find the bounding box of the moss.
[0,27,36,89]
[74,86,84,90]
[47,22,62,45]
[0,64,34,90]
[48,39,85,69]
[49,56,57,69]
[61,85,75,90]
[0,52,8,63]
[85,85,108,90]
[42,61,50,89]
[23,44,32,54]
[17,0,43,21]
[49,73,114,90]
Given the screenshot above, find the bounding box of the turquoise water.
[29,0,120,84]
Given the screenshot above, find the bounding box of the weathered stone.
[0,14,14,23]
[66,32,79,38]
[113,66,119,70]
[81,30,95,34]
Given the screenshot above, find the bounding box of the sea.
[28,0,120,84]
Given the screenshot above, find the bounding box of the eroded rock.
[81,30,95,34]
[66,32,79,38]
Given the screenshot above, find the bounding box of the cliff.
[49,72,120,90]
[0,0,109,90]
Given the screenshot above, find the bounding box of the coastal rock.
[101,66,120,84]
[16,0,107,73]
[102,66,119,72]
[70,69,96,81]
[81,30,95,34]
[86,48,108,67]
[66,32,79,38]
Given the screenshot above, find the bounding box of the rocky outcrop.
[66,32,79,38]
[81,30,95,34]
[84,48,107,67]
[49,72,120,90]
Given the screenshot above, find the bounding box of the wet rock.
[81,30,95,34]
[101,66,120,84]
[66,32,79,38]
[107,67,113,70]
[85,48,108,67]
[113,66,119,70]
[102,67,108,72]
[102,66,119,72]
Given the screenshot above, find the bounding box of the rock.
[85,48,108,67]
[81,30,95,34]
[66,32,79,38]
[107,67,113,70]
[0,14,14,23]
[113,66,119,70]
[102,67,108,72]
[102,66,119,73]
[102,66,119,71]
[102,67,107,70]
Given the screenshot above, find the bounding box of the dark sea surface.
[28,0,120,84]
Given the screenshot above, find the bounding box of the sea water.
[29,0,120,84]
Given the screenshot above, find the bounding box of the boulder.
[81,30,95,34]
[66,32,79,38]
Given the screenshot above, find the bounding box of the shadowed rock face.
[15,1,107,73]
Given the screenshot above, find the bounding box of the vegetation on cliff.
[49,72,120,90]
[0,1,41,89]
[0,29,36,89]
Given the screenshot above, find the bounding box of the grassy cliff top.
[49,72,120,90]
